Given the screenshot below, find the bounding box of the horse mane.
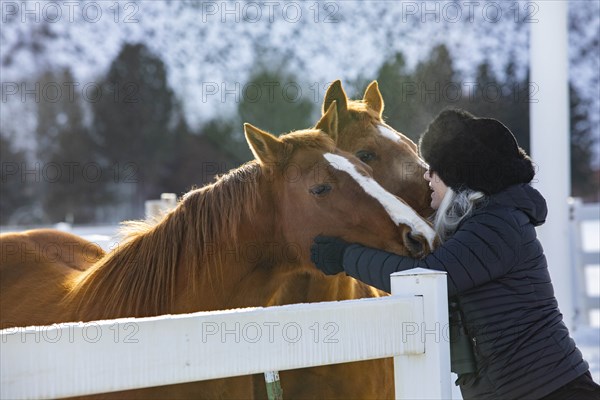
[66,162,264,319]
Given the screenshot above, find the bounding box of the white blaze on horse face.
[324,153,437,249]
[378,124,429,169]
[377,124,402,144]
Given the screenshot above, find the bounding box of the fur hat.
[419,109,535,195]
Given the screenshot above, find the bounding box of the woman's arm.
[316,209,521,296]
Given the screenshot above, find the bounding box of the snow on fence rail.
[1,269,450,400]
[569,199,600,327]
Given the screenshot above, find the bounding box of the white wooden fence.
[0,269,451,400]
[569,199,600,327]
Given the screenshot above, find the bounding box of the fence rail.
[0,269,450,400]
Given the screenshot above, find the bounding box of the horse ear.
[323,80,348,117]
[315,100,339,144]
[244,123,283,165]
[363,80,384,117]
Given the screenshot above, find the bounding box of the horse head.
[244,101,436,269]
[321,80,434,218]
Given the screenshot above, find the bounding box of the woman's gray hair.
[433,188,487,241]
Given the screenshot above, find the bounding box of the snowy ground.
[1,221,598,397]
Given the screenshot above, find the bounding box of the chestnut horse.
[321,80,433,218]
[0,104,437,399]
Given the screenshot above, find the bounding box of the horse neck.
[275,273,387,304]
[68,165,279,320]
[224,266,387,310]
[66,211,189,321]
[174,197,281,312]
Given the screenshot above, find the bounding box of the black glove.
[310,235,351,275]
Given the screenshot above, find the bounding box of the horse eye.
[356,150,376,163]
[309,184,332,197]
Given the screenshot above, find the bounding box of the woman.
[311,109,599,400]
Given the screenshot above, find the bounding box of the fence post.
[530,0,573,331]
[144,193,177,219]
[264,371,283,400]
[391,268,451,400]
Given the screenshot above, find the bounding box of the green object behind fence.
[264,371,283,400]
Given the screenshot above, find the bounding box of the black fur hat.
[419,109,535,195]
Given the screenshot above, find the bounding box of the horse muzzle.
[402,230,436,260]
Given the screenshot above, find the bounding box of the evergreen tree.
[375,45,459,142]
[202,119,251,164]
[456,58,530,153]
[410,44,459,137]
[496,58,530,153]
[160,118,237,194]
[39,68,111,223]
[35,70,67,162]
[92,43,177,217]
[0,134,31,224]
[374,51,421,140]
[570,84,599,199]
[238,67,315,137]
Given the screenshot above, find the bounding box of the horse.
[0,229,104,327]
[281,80,436,398]
[0,103,438,399]
[320,80,433,218]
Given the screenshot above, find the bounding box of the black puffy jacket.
[341,184,589,400]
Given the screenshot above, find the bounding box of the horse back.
[0,229,104,328]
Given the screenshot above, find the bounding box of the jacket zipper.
[472,336,479,355]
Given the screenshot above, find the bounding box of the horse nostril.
[404,231,426,259]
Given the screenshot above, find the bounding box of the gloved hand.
[310,235,351,275]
